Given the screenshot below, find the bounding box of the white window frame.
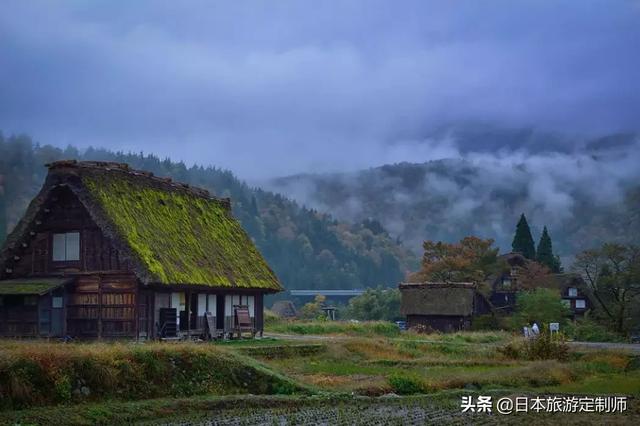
[568,287,578,297]
[247,295,255,318]
[575,299,586,309]
[197,294,207,317]
[52,232,81,261]
[52,296,64,309]
[207,294,217,316]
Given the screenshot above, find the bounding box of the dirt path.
[567,341,640,353]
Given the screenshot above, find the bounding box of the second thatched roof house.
[0,160,282,340]
[399,282,491,332]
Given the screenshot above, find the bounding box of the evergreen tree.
[536,226,561,272]
[249,195,259,217]
[511,213,536,259]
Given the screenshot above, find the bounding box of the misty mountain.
[0,133,416,291]
[266,133,640,261]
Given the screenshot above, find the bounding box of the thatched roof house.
[489,252,592,317]
[0,160,282,339]
[399,282,490,332]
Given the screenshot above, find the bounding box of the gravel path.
[567,341,640,353]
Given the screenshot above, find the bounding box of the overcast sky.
[1,1,639,178]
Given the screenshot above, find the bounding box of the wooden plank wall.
[10,186,131,276]
[0,297,38,336]
[67,274,138,338]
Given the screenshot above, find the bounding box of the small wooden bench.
[233,305,255,338]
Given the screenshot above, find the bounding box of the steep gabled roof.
[0,160,282,291]
[399,282,477,316]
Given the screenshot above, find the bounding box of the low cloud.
[266,135,640,258]
[1,1,639,178]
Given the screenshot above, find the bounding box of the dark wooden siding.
[406,314,471,333]
[255,293,264,334]
[0,295,39,336]
[66,274,138,338]
[9,186,131,276]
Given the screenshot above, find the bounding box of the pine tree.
[536,226,561,272]
[249,195,259,217]
[511,213,536,259]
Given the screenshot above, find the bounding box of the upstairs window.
[568,287,578,297]
[52,232,80,262]
[575,299,586,309]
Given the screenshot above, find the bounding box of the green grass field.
[0,322,638,424]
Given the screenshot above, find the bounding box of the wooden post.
[62,286,68,337]
[134,283,139,342]
[97,274,102,340]
[185,290,190,340]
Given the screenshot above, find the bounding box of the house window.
[52,296,63,309]
[562,299,571,307]
[502,278,511,289]
[575,299,586,309]
[567,287,578,297]
[52,232,80,261]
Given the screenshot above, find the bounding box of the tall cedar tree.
[536,226,562,273]
[0,175,6,244]
[511,213,536,259]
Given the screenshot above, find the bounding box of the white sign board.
[549,322,560,332]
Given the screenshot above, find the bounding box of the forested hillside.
[268,136,640,259]
[0,133,416,291]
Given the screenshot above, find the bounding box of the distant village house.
[400,252,593,332]
[399,282,491,332]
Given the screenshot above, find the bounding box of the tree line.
[0,132,416,292]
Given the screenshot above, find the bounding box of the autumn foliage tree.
[410,236,503,283]
[573,243,640,333]
[516,261,554,291]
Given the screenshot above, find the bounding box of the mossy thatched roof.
[399,282,476,316]
[0,161,281,291]
[0,278,70,295]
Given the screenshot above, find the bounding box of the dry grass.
[343,338,416,361]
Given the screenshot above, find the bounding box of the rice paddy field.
[1,322,638,425]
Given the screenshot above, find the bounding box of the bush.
[564,318,625,343]
[342,287,401,321]
[0,343,307,410]
[498,333,569,361]
[470,314,501,331]
[387,374,425,395]
[263,309,281,326]
[513,288,571,329]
